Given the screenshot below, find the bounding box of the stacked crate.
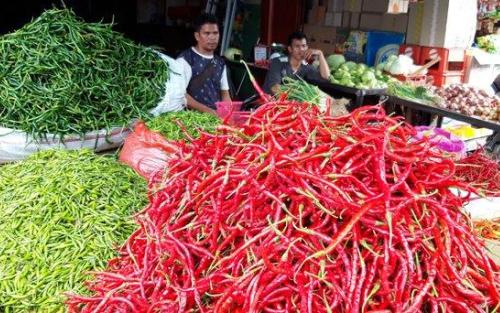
[420,47,468,87]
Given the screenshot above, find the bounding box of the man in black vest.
[178,14,231,115]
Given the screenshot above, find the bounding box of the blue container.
[364,31,405,66]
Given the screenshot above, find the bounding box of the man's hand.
[305,49,323,62]
[186,94,217,116]
[306,49,330,80]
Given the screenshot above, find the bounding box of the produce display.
[146,111,220,141]
[387,83,441,105]
[432,84,500,122]
[455,149,500,197]
[477,34,499,54]
[0,149,147,311]
[279,77,330,112]
[327,54,392,89]
[474,219,500,241]
[68,102,498,311]
[378,54,426,76]
[0,9,169,141]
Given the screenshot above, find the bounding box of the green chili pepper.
[0,9,169,142]
[0,149,147,312]
[146,111,221,141]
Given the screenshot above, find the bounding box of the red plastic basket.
[215,101,250,126]
[393,73,431,87]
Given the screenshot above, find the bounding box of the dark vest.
[178,48,225,109]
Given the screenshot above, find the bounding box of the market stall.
[1,1,500,312]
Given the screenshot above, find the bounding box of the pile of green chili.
[0,9,169,141]
[146,110,220,141]
[0,149,147,312]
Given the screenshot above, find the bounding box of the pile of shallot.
[432,84,500,122]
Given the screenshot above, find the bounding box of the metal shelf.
[311,79,387,108]
[387,96,500,132]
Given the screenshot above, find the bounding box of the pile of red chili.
[67,102,499,312]
[454,149,500,197]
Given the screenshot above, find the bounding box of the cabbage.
[384,55,398,72]
[327,54,346,70]
[388,55,414,75]
[361,71,376,83]
[344,61,357,71]
[376,62,386,71]
[357,64,368,72]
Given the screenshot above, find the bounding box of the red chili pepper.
[68,102,500,312]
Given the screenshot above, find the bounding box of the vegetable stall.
[0,4,499,313]
[68,100,500,312]
[0,9,169,163]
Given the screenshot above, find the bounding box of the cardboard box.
[310,42,337,55]
[303,24,336,45]
[359,13,383,30]
[350,12,361,29]
[344,0,362,12]
[363,0,390,13]
[307,6,326,25]
[380,13,408,33]
[359,13,408,32]
[405,1,424,45]
[342,12,351,28]
[325,12,343,27]
[362,0,408,13]
[420,0,477,48]
[307,6,327,25]
[327,0,344,12]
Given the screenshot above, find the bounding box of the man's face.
[195,23,220,52]
[288,38,308,61]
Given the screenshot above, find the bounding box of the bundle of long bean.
[69,102,499,312]
[0,9,169,141]
[278,77,330,109]
[146,111,220,141]
[0,149,147,312]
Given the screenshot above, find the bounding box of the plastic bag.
[415,126,466,158]
[119,122,177,180]
[153,53,188,115]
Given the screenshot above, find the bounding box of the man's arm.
[305,49,330,80]
[186,94,217,115]
[220,66,232,102]
[221,90,231,102]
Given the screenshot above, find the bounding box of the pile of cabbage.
[327,54,392,89]
[377,55,426,76]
